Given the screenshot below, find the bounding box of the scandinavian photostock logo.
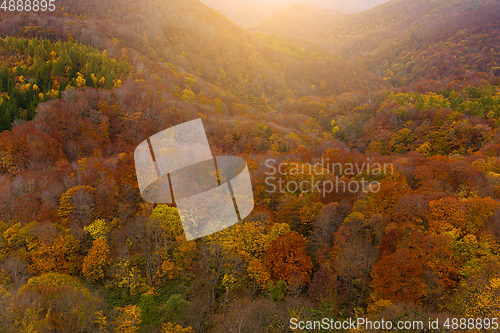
[134,119,254,241]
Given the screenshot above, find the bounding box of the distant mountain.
[255,0,500,86]
[198,0,390,28]
[196,0,283,28]
[323,0,500,86]
[0,0,389,107]
[296,0,390,12]
[251,3,344,41]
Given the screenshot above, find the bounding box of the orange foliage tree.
[263,231,313,291]
[371,247,426,304]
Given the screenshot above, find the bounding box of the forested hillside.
[0,0,500,332]
[41,0,388,102]
[251,3,344,41]
[254,0,500,86]
[0,37,131,130]
[198,0,390,28]
[196,0,284,28]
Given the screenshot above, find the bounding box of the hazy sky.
[200,0,392,28]
[242,0,390,10]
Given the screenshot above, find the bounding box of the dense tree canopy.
[0,0,499,332]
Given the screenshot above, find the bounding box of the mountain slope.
[349,1,500,85]
[197,0,283,28]
[20,0,388,104]
[252,3,344,41]
[254,0,500,86]
[2,1,500,332]
[198,0,391,28]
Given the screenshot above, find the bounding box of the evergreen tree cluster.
[0,37,131,130]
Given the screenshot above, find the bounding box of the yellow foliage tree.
[247,258,271,288]
[416,142,432,157]
[181,89,194,102]
[207,221,291,264]
[208,220,291,289]
[58,185,95,220]
[112,260,148,297]
[269,134,283,152]
[331,120,340,136]
[114,305,141,333]
[12,273,102,333]
[25,272,83,289]
[94,310,108,332]
[209,221,267,263]
[84,219,111,240]
[82,237,110,282]
[75,72,86,88]
[150,205,184,238]
[463,278,500,318]
[161,323,194,333]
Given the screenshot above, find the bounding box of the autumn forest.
[1,0,500,332]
